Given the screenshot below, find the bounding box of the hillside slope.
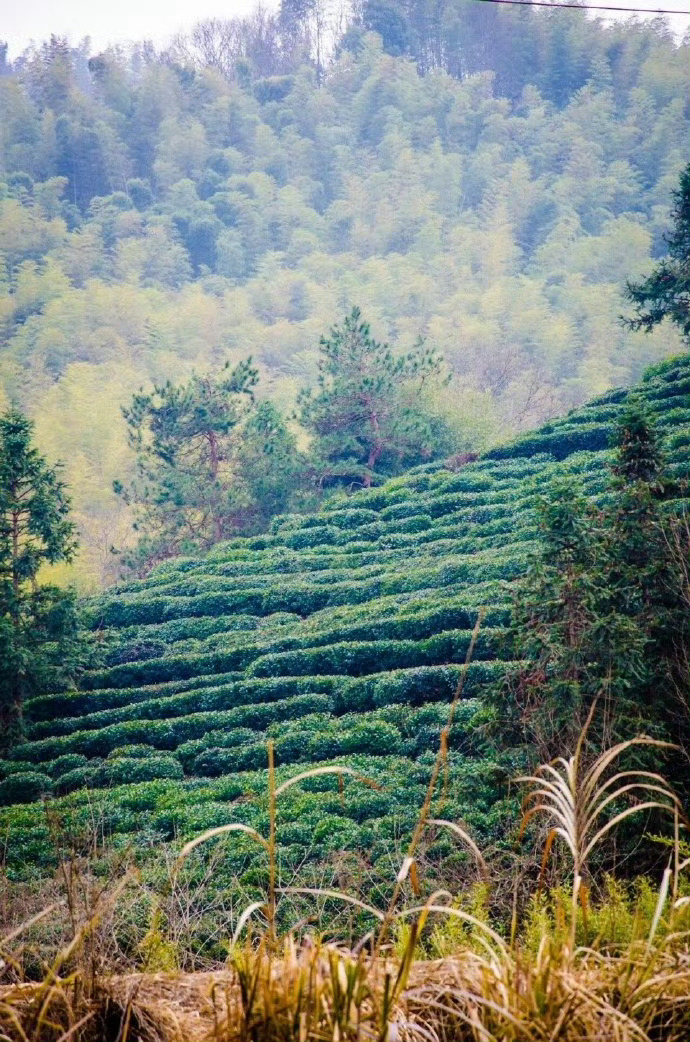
[1,354,688,881]
[2,28,688,587]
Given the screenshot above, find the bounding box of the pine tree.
[241,400,309,530]
[0,409,80,746]
[297,307,451,491]
[115,360,258,572]
[115,362,307,572]
[623,163,690,343]
[594,399,688,750]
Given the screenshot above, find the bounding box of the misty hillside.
[0,16,688,585]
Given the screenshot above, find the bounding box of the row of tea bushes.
[0,749,516,877]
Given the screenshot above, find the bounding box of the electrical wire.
[473,0,687,14]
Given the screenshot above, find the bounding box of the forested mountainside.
[1,354,687,903]
[0,15,688,587]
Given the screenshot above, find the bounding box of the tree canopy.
[493,401,689,763]
[115,361,308,571]
[298,308,452,489]
[0,410,82,744]
[623,163,690,344]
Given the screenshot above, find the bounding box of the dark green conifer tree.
[623,163,690,343]
[593,400,688,751]
[0,409,81,746]
[496,479,598,757]
[298,307,451,490]
[115,360,259,572]
[115,362,307,572]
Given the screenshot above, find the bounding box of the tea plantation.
[1,354,688,886]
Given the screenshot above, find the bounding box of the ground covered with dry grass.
[2,931,690,1042]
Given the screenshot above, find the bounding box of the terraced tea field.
[1,354,688,888]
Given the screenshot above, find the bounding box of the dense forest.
[1,6,688,586]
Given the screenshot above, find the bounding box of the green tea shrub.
[585,387,628,406]
[658,406,690,427]
[101,755,183,785]
[177,727,257,771]
[192,742,269,775]
[107,744,157,759]
[54,764,101,794]
[0,759,37,778]
[0,772,52,806]
[284,525,339,549]
[644,376,690,401]
[105,638,167,665]
[46,753,89,778]
[486,423,613,462]
[83,644,261,690]
[642,354,689,382]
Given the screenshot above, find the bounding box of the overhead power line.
[474,0,687,14]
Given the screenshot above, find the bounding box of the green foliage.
[298,308,453,490]
[0,770,52,805]
[0,410,83,746]
[494,397,690,762]
[101,754,183,785]
[115,361,306,574]
[623,164,690,343]
[114,359,257,571]
[522,875,688,953]
[0,359,687,900]
[0,28,687,588]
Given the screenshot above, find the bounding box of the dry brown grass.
[2,929,689,1042]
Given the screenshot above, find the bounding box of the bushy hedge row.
[184,699,490,779]
[191,661,509,763]
[644,376,690,402]
[485,422,613,462]
[87,546,529,630]
[83,596,506,692]
[375,522,537,555]
[584,387,628,407]
[0,772,53,805]
[101,520,525,606]
[642,354,689,383]
[30,583,513,726]
[470,454,556,477]
[360,660,510,709]
[30,673,339,740]
[0,747,515,877]
[81,644,263,690]
[657,406,690,428]
[15,692,336,763]
[31,619,505,743]
[666,430,690,451]
[246,628,500,679]
[118,513,531,590]
[105,614,266,648]
[555,404,622,426]
[26,667,243,722]
[176,726,261,771]
[26,658,513,781]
